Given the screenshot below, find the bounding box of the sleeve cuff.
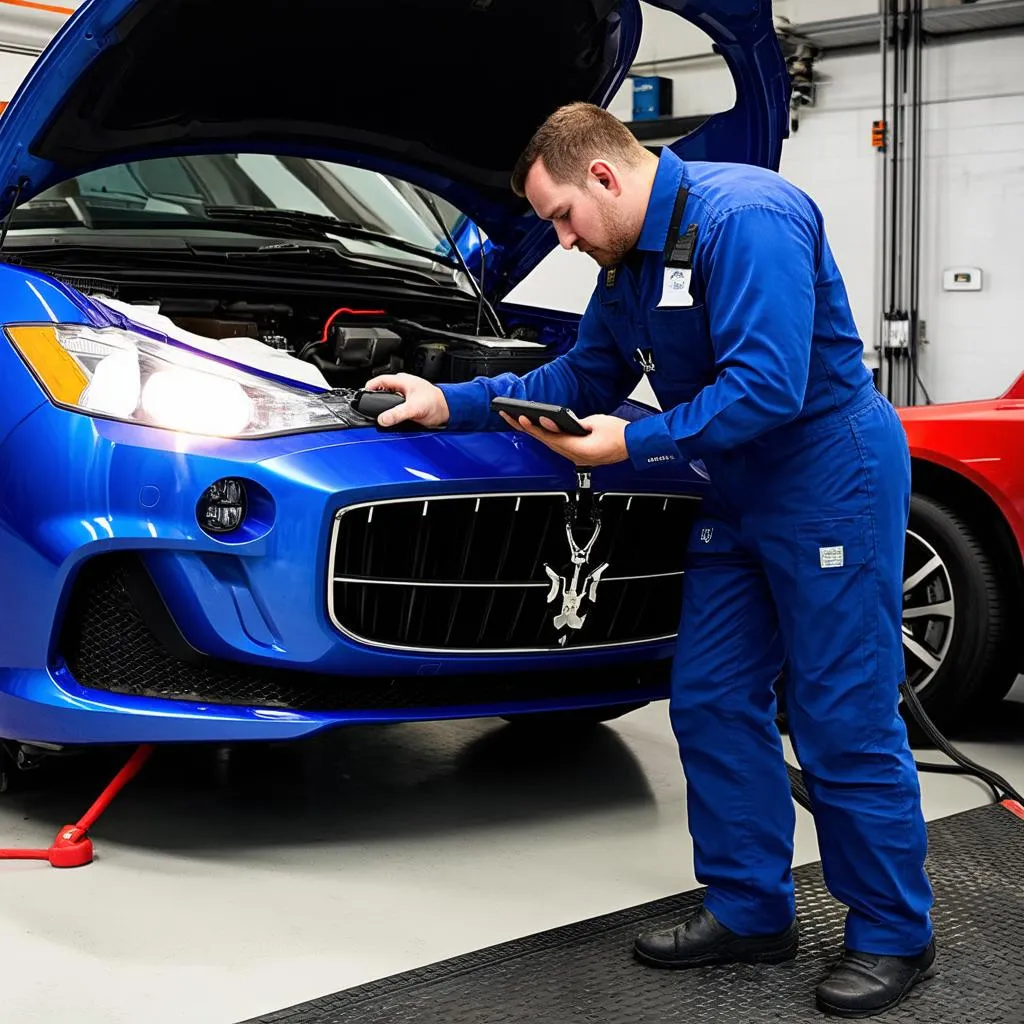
[624,414,684,471]
[436,381,493,431]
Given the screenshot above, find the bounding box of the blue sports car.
[0,0,789,766]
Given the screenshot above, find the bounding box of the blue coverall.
[439,147,934,956]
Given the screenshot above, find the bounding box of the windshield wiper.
[185,239,456,292]
[202,206,459,269]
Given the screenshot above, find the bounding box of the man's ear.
[588,160,622,196]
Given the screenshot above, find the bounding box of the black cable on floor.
[899,681,1023,805]
[911,761,1002,804]
[786,682,1022,811]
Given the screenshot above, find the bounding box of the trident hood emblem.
[543,471,609,640]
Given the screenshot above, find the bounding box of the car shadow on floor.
[1,715,660,855]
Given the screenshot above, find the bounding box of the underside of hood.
[0,0,790,301]
[0,0,637,239]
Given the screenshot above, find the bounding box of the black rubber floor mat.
[242,802,1024,1024]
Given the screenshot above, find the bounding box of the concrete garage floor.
[0,679,1022,1024]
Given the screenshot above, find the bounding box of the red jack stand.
[0,744,154,868]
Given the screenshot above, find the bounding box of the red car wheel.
[903,495,1018,732]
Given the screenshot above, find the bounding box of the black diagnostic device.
[490,397,590,437]
[351,389,406,419]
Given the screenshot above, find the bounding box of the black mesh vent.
[57,555,671,711]
[329,493,695,652]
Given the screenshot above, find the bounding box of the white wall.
[0,2,77,51]
[607,4,734,124]
[781,33,1024,402]
[917,38,1024,402]
[777,50,882,373]
[0,0,80,101]
[775,0,879,22]
[0,51,36,101]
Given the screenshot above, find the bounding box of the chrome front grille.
[327,491,697,653]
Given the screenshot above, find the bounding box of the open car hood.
[0,0,789,296]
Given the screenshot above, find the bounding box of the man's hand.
[362,372,450,428]
[499,412,630,467]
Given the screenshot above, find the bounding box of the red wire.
[319,307,386,344]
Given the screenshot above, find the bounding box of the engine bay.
[299,314,551,391]
[92,289,554,392]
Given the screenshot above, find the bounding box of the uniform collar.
[636,148,686,254]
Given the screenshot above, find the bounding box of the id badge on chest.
[658,266,694,308]
[660,189,698,308]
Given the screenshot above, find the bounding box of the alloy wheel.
[902,529,956,692]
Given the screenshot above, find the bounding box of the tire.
[0,742,14,795]
[901,494,1017,734]
[500,702,649,730]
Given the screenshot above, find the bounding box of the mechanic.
[366,102,935,1018]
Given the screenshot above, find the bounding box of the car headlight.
[5,324,352,438]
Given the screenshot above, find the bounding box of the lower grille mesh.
[58,556,670,711]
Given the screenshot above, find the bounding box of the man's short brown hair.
[511,102,648,197]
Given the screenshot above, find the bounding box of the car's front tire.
[901,495,1018,734]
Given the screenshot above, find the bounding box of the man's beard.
[584,204,636,266]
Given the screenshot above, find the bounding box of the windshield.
[10,153,463,264]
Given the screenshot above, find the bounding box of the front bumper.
[0,405,697,744]
[0,662,671,745]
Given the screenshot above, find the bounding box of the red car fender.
[899,386,1024,558]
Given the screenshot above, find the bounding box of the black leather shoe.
[633,906,799,968]
[816,939,937,1018]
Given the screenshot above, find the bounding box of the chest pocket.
[645,304,716,405]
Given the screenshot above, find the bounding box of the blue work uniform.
[439,147,934,956]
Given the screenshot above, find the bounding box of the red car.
[899,371,1024,730]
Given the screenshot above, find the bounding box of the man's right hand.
[362,373,451,429]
